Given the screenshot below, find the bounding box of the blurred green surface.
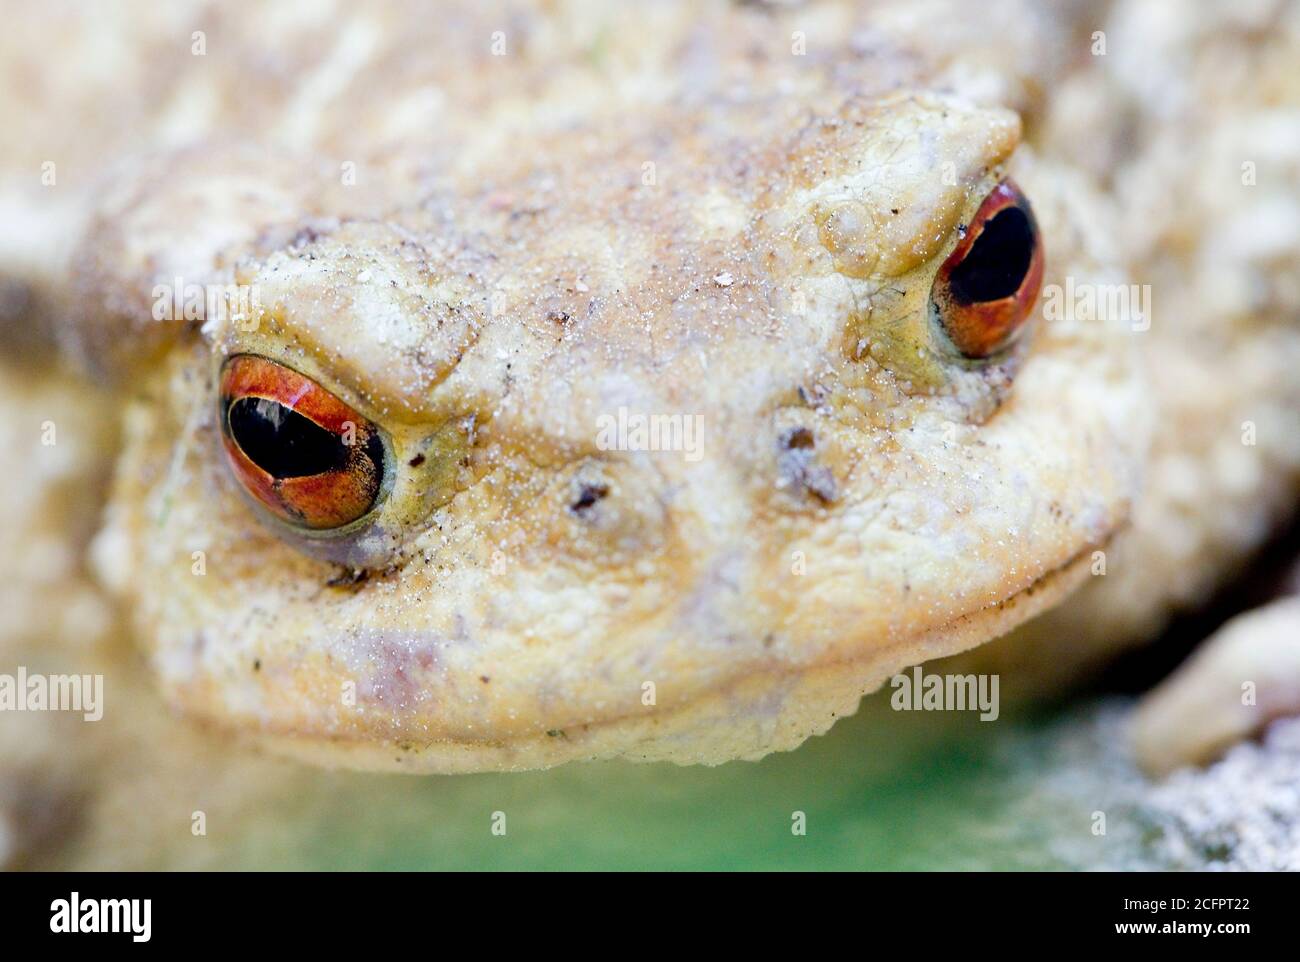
[216,692,1113,871]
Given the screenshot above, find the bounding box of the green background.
[213,692,1140,871]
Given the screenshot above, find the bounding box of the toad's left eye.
[930,179,1044,359]
[218,355,386,530]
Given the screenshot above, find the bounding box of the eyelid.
[221,355,365,437]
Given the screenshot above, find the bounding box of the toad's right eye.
[218,355,386,530]
[930,178,1044,359]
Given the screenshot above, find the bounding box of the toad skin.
[1,0,1296,775]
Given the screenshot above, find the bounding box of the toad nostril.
[570,482,609,516]
[780,426,816,450]
[777,426,837,504]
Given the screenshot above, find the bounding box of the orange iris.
[930,179,1044,359]
[218,355,385,529]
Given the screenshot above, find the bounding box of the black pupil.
[226,396,349,479]
[947,207,1035,304]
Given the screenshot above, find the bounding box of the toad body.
[0,0,1297,776]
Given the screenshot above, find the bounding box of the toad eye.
[930,179,1044,359]
[218,355,386,530]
